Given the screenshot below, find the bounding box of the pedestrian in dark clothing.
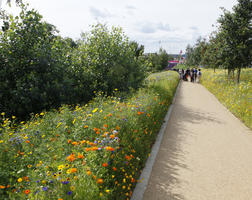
[185,68,190,81]
[191,68,194,82]
[194,68,198,82]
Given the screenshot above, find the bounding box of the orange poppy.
[71,168,77,173]
[77,153,84,159]
[24,189,30,195]
[102,163,108,167]
[66,153,76,162]
[72,141,78,145]
[110,135,115,139]
[97,178,103,184]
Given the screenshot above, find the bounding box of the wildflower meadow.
[0,71,179,200]
[201,68,252,129]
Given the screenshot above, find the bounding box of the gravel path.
[143,81,252,200]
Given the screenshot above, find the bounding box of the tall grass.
[201,68,252,129]
[0,71,179,200]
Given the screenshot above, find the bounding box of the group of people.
[177,68,202,83]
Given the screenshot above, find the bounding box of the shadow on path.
[144,83,224,200]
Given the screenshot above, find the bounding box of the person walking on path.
[194,68,198,82]
[197,69,202,83]
[185,68,191,81]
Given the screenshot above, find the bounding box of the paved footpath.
[143,81,252,200]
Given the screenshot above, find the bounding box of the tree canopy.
[185,0,252,83]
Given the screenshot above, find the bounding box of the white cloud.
[0,0,238,53]
[89,7,113,20]
[125,5,136,10]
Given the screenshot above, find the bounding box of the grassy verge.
[0,71,179,200]
[201,68,252,129]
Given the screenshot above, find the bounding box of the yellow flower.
[27,164,32,168]
[40,112,44,116]
[56,122,62,128]
[70,186,75,191]
[0,140,4,143]
[92,108,98,113]
[99,193,103,197]
[106,189,110,193]
[1,112,5,115]
[58,165,64,170]
[17,178,22,183]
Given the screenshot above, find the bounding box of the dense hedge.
[0,4,146,120]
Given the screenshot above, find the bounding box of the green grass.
[0,71,179,200]
[201,68,252,129]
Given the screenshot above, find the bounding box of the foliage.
[201,69,252,129]
[0,71,179,200]
[144,48,173,72]
[0,5,146,120]
[185,0,252,83]
[73,24,146,95]
[172,64,188,69]
[185,37,207,66]
[0,4,77,119]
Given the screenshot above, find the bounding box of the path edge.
[131,80,181,200]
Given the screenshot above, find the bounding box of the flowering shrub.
[201,69,252,129]
[0,71,179,200]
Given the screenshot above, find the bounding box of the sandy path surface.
[143,81,252,200]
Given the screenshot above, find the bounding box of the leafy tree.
[144,48,172,72]
[72,24,146,94]
[0,3,74,118]
[158,48,169,70]
[185,37,208,66]
[185,0,251,84]
[130,41,145,58]
[217,0,252,83]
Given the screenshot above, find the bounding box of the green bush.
[73,24,146,94]
[0,4,75,119]
[0,4,146,120]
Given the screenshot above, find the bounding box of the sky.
[0,0,237,54]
